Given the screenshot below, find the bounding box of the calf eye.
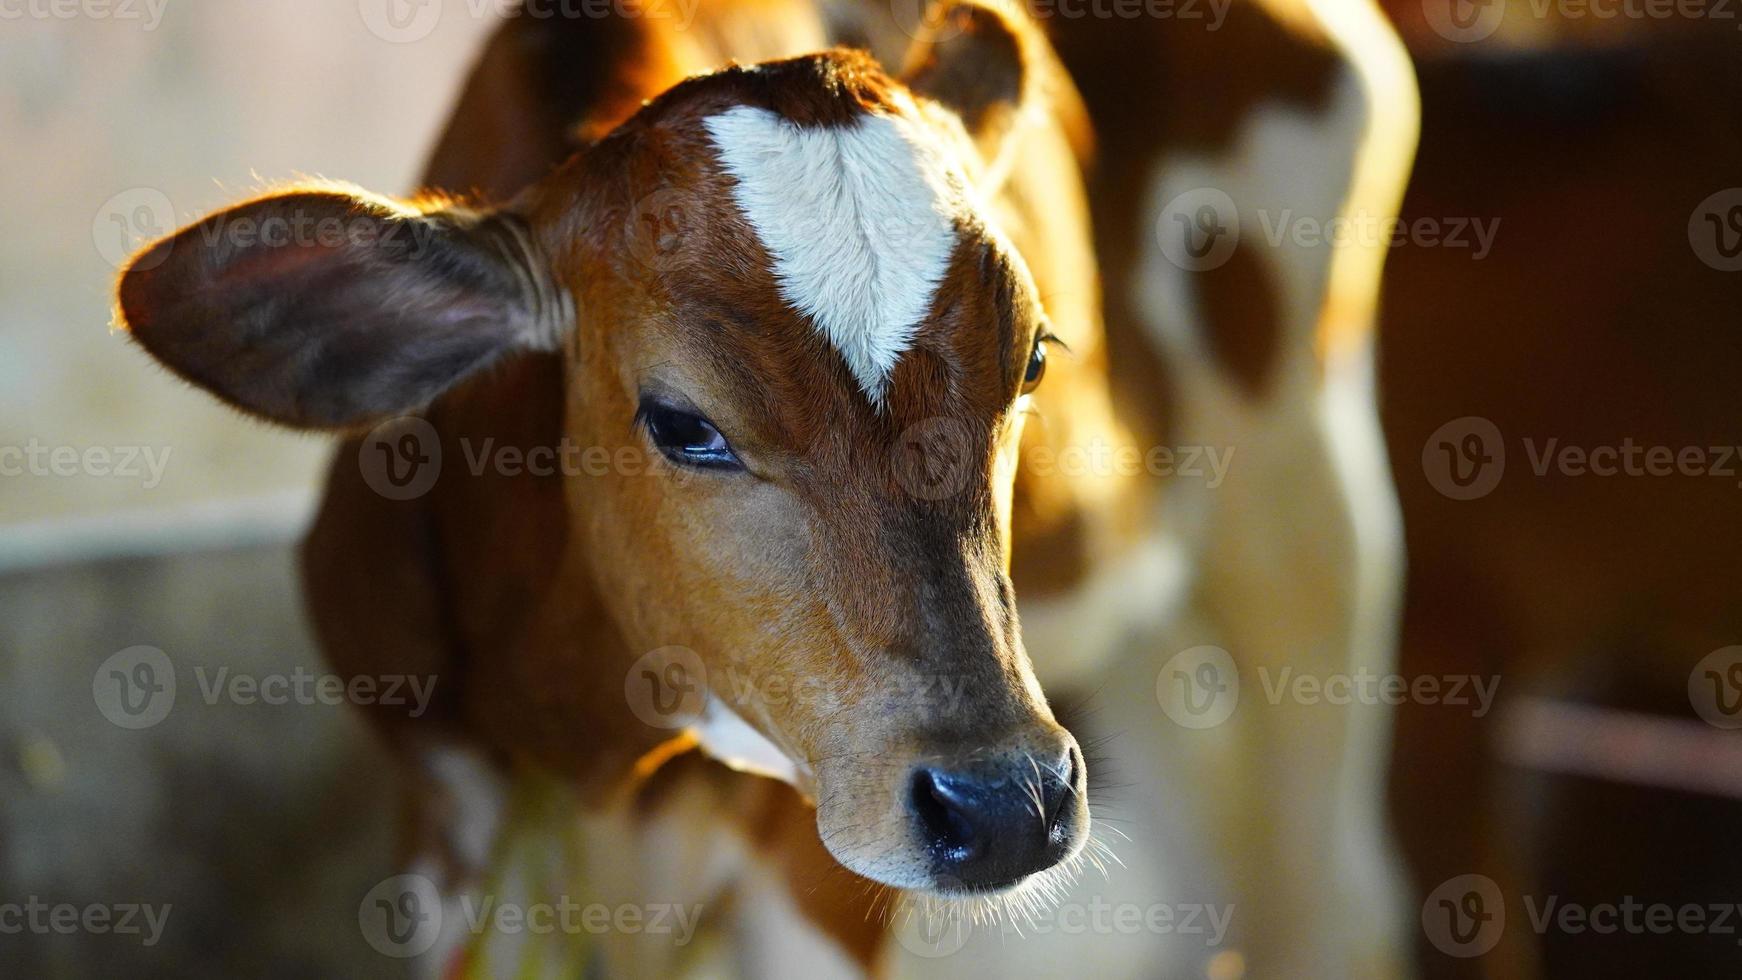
[638,398,741,471]
[1022,336,1049,394]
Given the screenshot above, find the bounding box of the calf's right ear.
[900,1,1032,182]
[115,188,570,430]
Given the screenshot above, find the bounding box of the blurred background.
[1,4,491,535]
[1,6,494,976]
[5,1,1742,978]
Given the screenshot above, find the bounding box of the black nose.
[909,745,1083,891]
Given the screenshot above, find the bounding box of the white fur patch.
[694,698,803,786]
[703,105,962,407]
[1136,70,1367,375]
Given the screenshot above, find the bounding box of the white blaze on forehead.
[703,104,962,408]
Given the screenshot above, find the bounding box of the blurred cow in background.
[1015,0,1421,976]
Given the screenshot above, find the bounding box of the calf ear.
[115,189,569,430]
[900,2,1032,179]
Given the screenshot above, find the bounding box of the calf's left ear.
[116,188,568,430]
[899,1,1033,180]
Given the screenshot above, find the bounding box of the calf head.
[117,17,1087,897]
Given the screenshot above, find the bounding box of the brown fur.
[118,3,1103,972]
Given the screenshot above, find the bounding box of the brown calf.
[116,2,1102,974]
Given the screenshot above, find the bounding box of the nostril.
[1046,747,1078,824]
[910,755,1083,890]
[1039,744,1084,846]
[911,769,978,862]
